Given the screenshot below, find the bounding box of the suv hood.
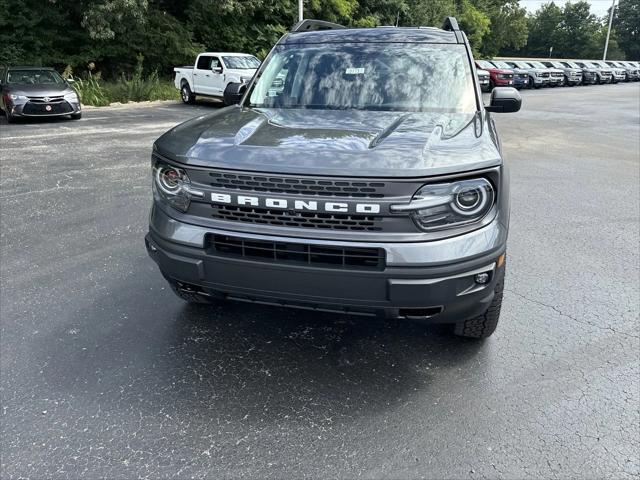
[523,67,547,74]
[488,68,512,74]
[155,107,502,177]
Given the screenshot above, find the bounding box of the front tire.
[453,268,505,339]
[5,109,15,123]
[181,84,195,104]
[70,112,82,120]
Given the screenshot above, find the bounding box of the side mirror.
[485,87,521,113]
[223,82,247,106]
[212,66,223,74]
[66,77,75,84]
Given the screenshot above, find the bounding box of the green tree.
[521,2,563,57]
[476,0,528,57]
[613,0,639,59]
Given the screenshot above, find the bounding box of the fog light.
[474,273,490,284]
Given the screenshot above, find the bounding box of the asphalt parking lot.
[1,84,639,479]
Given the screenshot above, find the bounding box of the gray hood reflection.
[155,107,501,177]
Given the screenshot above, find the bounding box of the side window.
[196,55,212,70]
[211,57,222,71]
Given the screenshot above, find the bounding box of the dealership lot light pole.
[603,0,616,60]
[298,0,303,21]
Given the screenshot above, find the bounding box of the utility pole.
[298,0,303,22]
[603,0,616,60]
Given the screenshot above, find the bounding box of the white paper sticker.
[345,67,365,75]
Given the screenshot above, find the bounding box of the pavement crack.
[505,288,640,340]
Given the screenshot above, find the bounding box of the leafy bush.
[74,75,110,107]
[69,58,178,107]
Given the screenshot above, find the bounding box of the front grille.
[207,234,385,270]
[541,73,550,78]
[27,95,65,103]
[212,204,382,231]
[23,100,72,115]
[209,171,386,198]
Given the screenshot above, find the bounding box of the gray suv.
[146,18,521,339]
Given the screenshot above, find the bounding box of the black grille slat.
[23,100,73,115]
[209,172,386,198]
[212,204,382,231]
[207,234,385,270]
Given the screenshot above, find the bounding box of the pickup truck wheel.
[453,267,505,339]
[5,109,15,123]
[181,84,195,104]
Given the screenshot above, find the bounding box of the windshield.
[492,61,510,69]
[223,56,260,69]
[550,62,563,68]
[529,61,547,69]
[476,60,494,69]
[515,61,531,68]
[248,43,476,113]
[7,69,65,85]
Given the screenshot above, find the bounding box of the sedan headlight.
[152,160,203,212]
[64,91,79,102]
[391,178,495,231]
[9,94,27,100]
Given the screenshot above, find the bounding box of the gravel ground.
[1,83,639,479]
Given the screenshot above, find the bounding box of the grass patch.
[71,67,178,106]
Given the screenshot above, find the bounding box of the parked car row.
[475,58,640,91]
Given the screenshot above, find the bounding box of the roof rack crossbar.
[442,17,460,32]
[291,19,345,33]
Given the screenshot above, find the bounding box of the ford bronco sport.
[146,18,521,339]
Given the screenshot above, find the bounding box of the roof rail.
[442,17,460,32]
[291,19,345,32]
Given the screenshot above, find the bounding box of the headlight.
[9,94,27,100]
[64,91,79,102]
[152,160,203,212]
[391,178,495,231]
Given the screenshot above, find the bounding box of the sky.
[519,0,615,18]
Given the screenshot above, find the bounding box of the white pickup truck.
[174,52,260,104]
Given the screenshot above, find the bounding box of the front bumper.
[7,99,81,117]
[533,77,550,86]
[146,206,508,322]
[493,78,513,86]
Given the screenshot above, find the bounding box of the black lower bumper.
[145,230,506,323]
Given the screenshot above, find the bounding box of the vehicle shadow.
[35,263,489,424]
[0,115,75,126]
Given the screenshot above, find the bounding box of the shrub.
[74,75,110,107]
[69,60,178,106]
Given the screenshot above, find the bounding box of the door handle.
[193,73,198,76]
[205,74,210,77]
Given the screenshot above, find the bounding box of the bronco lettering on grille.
[211,193,381,214]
